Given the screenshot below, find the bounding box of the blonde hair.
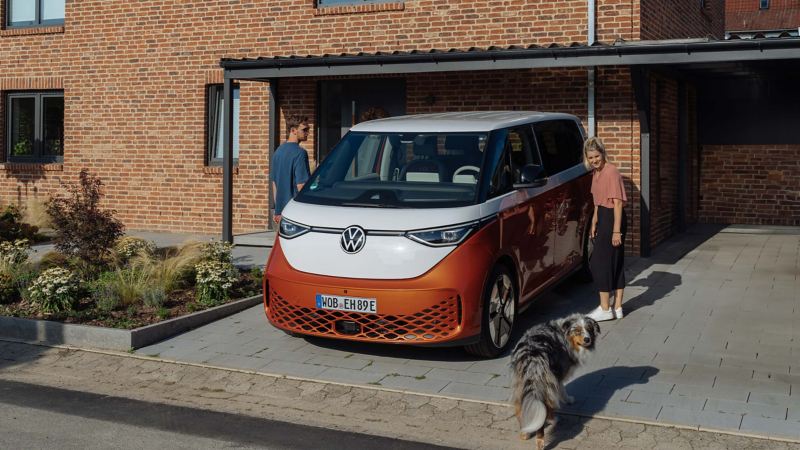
[583,136,607,170]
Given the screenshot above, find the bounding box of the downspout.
[587,0,596,137]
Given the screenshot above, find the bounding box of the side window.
[489,127,538,198]
[533,120,584,175]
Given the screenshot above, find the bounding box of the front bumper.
[264,223,498,346]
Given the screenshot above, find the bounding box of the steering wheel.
[453,165,480,178]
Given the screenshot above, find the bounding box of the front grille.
[268,290,460,342]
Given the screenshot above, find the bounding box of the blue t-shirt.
[271,142,310,215]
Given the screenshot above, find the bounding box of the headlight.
[405,222,479,247]
[279,218,310,239]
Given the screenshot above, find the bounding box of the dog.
[510,313,600,450]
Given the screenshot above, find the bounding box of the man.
[271,115,311,224]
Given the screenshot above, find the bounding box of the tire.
[281,329,302,338]
[464,265,518,358]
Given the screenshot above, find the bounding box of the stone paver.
[95,226,800,440]
[2,343,800,449]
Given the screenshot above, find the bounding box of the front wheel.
[465,265,517,358]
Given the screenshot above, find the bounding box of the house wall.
[699,144,800,226]
[0,0,712,246]
[641,0,725,40]
[726,0,800,32]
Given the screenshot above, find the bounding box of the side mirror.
[514,164,547,188]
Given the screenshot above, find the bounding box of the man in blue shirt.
[271,115,311,224]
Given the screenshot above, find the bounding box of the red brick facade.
[699,145,800,226]
[726,0,800,32]
[0,0,720,253]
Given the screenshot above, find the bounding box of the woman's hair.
[583,136,607,170]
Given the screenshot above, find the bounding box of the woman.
[584,137,627,322]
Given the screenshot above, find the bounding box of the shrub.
[90,267,149,310]
[0,239,30,265]
[46,169,125,264]
[195,260,237,306]
[27,267,80,314]
[37,250,71,271]
[201,241,234,263]
[142,287,167,309]
[115,237,156,263]
[0,270,15,304]
[0,204,40,242]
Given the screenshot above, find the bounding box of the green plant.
[0,204,40,242]
[27,267,80,314]
[142,287,166,309]
[92,267,150,310]
[195,260,237,306]
[37,250,70,271]
[12,140,32,156]
[0,271,15,304]
[201,241,234,263]
[156,307,169,320]
[46,169,125,264]
[0,239,30,265]
[114,237,156,264]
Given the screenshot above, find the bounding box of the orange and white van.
[264,112,593,357]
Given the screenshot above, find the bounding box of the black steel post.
[222,77,235,243]
[267,79,279,231]
[632,67,652,257]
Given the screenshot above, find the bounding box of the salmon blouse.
[591,163,627,208]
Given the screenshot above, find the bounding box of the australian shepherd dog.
[510,313,600,449]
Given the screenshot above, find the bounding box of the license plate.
[315,294,377,314]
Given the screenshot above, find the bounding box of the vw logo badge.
[340,226,366,254]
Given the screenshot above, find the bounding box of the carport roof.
[220,36,800,79]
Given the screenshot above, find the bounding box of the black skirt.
[590,206,626,292]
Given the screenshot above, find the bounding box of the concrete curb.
[0,294,262,351]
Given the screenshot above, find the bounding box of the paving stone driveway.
[138,225,800,440]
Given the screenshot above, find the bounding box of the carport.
[217,37,800,255]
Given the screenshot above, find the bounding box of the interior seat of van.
[400,135,447,182]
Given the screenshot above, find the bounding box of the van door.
[491,127,557,304]
[534,120,589,275]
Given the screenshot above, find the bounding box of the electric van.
[264,111,593,357]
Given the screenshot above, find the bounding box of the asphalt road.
[0,380,455,450]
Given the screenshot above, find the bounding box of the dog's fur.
[510,314,600,450]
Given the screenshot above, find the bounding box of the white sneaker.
[587,306,614,322]
[614,307,624,319]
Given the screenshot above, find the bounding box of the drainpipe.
[587,0,596,137]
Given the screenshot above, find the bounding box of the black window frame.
[533,119,585,176]
[5,91,64,163]
[206,83,240,166]
[5,0,65,28]
[759,0,769,9]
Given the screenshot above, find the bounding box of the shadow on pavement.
[547,365,659,450]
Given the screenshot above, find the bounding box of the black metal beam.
[677,81,688,233]
[220,38,800,79]
[267,79,279,231]
[221,77,235,243]
[632,67,651,257]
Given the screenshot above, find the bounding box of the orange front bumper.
[263,223,498,346]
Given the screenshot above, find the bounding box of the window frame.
[6,0,65,28]
[759,0,770,10]
[206,83,240,166]
[5,91,64,163]
[533,119,585,176]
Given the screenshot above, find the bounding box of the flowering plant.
[115,237,156,261]
[0,239,30,265]
[195,260,237,306]
[27,267,80,314]
[201,241,233,264]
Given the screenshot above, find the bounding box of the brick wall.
[641,0,725,40]
[648,75,679,248]
[0,1,699,238]
[726,0,800,32]
[699,145,800,226]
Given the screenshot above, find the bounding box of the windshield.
[295,132,489,208]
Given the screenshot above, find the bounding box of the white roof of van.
[349,111,579,133]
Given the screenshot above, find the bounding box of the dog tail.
[519,396,548,436]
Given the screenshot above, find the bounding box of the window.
[759,0,769,9]
[5,92,63,163]
[6,0,65,27]
[489,127,538,198]
[207,85,239,165]
[533,120,584,175]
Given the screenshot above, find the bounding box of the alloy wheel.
[488,273,515,349]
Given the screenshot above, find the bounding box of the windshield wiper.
[340,202,402,208]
